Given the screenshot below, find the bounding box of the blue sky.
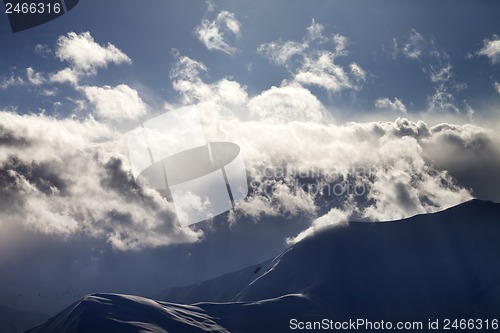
[1,0,500,315]
[1,0,499,121]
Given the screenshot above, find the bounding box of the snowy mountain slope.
[158,257,277,304]
[26,199,500,332]
[26,292,327,333]
[229,199,500,320]
[162,200,500,309]
[26,294,231,333]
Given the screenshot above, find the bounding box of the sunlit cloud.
[478,35,500,64]
[375,97,407,113]
[195,10,241,55]
[258,21,365,93]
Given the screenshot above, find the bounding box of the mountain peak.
[27,200,500,332]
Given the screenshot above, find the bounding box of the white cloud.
[82,84,149,121]
[287,208,349,244]
[248,84,325,123]
[393,29,462,114]
[257,40,308,67]
[50,32,132,85]
[258,21,361,93]
[0,74,24,89]
[465,101,475,122]
[50,67,79,85]
[41,89,57,97]
[495,82,500,95]
[205,0,215,12]
[170,53,216,103]
[0,111,200,250]
[428,85,459,113]
[349,63,366,80]
[0,68,42,89]
[375,97,407,113]
[25,32,132,88]
[34,43,51,57]
[216,79,248,105]
[402,29,425,59]
[478,35,500,64]
[391,38,399,59]
[195,10,241,55]
[26,67,45,86]
[294,51,353,92]
[306,19,328,44]
[333,34,349,56]
[3,33,498,253]
[430,64,452,83]
[56,32,131,72]
[170,54,493,229]
[169,52,249,110]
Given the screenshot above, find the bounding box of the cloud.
[169,51,248,109]
[333,34,349,56]
[293,51,353,92]
[26,67,45,86]
[248,84,325,122]
[34,43,51,57]
[258,20,364,93]
[2,15,499,318]
[0,111,201,251]
[1,68,46,89]
[375,97,407,113]
[3,34,499,255]
[401,29,425,59]
[257,40,308,67]
[496,82,500,95]
[205,0,215,12]
[169,53,211,104]
[49,32,131,85]
[30,32,148,122]
[82,84,149,121]
[55,32,131,72]
[0,73,24,89]
[349,63,366,81]
[50,67,79,85]
[169,54,496,230]
[421,123,500,203]
[428,85,459,113]
[306,19,328,44]
[287,208,349,245]
[195,10,241,55]
[393,29,463,113]
[430,64,452,83]
[478,35,500,64]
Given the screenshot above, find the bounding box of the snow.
[26,199,500,332]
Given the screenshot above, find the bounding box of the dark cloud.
[0,125,30,147]
[0,111,200,252]
[100,157,157,208]
[423,125,500,202]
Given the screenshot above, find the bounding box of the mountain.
[26,199,500,332]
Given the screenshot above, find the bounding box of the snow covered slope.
[26,199,500,332]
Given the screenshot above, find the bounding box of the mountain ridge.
[26,199,500,333]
